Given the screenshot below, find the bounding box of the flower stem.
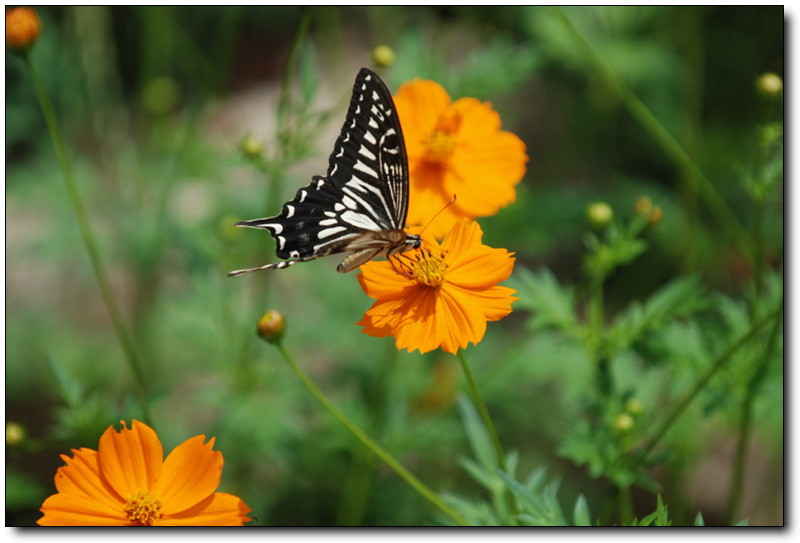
[456,350,519,520]
[23,51,152,425]
[275,340,469,526]
[637,301,783,462]
[726,298,783,524]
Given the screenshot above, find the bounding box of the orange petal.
[97,421,163,498]
[157,493,251,526]
[156,435,222,515]
[51,447,122,504]
[394,78,452,153]
[449,283,518,322]
[38,492,127,526]
[357,261,411,300]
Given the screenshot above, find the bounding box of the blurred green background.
[5,6,783,526]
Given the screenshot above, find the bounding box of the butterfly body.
[229,68,420,277]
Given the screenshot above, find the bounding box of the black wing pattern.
[229,68,420,276]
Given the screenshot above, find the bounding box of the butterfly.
[229,68,421,277]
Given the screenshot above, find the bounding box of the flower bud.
[613,413,634,433]
[257,310,285,344]
[625,398,644,416]
[587,201,613,228]
[6,7,41,51]
[6,421,26,446]
[647,205,663,226]
[240,134,264,158]
[756,72,783,96]
[372,45,395,68]
[634,196,653,216]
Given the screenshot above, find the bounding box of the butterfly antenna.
[417,194,457,237]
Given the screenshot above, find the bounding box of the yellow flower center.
[409,250,448,287]
[124,490,163,526]
[422,110,461,164]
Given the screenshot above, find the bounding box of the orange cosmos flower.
[357,220,517,354]
[37,420,252,526]
[393,78,528,238]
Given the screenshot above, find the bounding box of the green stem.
[637,302,783,462]
[23,51,152,425]
[551,7,754,258]
[275,341,469,526]
[726,298,783,524]
[456,350,519,520]
[456,350,507,473]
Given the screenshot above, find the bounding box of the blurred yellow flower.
[393,79,528,238]
[6,7,40,50]
[38,420,252,526]
[357,220,517,354]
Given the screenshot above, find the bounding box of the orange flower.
[6,7,40,50]
[37,421,252,526]
[357,220,517,354]
[393,78,528,238]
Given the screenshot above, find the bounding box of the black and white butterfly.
[229,68,421,277]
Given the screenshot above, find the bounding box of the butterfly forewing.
[228,68,420,277]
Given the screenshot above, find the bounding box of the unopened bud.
[240,134,264,158]
[6,7,40,51]
[613,413,634,432]
[625,398,644,416]
[257,310,285,344]
[372,45,395,68]
[634,196,653,216]
[756,72,783,96]
[6,422,26,446]
[587,202,613,228]
[648,205,663,226]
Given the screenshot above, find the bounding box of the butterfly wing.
[229,68,414,276]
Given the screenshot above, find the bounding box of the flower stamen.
[409,249,448,287]
[422,109,461,164]
[124,490,163,526]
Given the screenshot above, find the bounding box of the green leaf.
[609,275,708,353]
[457,396,496,471]
[694,511,705,526]
[497,469,568,526]
[573,495,592,526]
[509,266,580,337]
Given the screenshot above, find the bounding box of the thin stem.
[456,350,507,473]
[456,350,519,520]
[637,302,783,462]
[551,7,754,258]
[23,51,152,425]
[275,341,470,526]
[726,298,783,524]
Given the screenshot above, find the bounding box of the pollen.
[422,109,461,164]
[409,249,448,287]
[124,490,163,526]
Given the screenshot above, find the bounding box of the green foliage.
[5,5,782,527]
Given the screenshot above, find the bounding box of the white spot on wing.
[358,145,376,161]
[318,226,348,239]
[341,210,380,231]
[286,205,295,218]
[354,160,378,179]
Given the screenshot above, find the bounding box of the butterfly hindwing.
[229,68,420,277]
